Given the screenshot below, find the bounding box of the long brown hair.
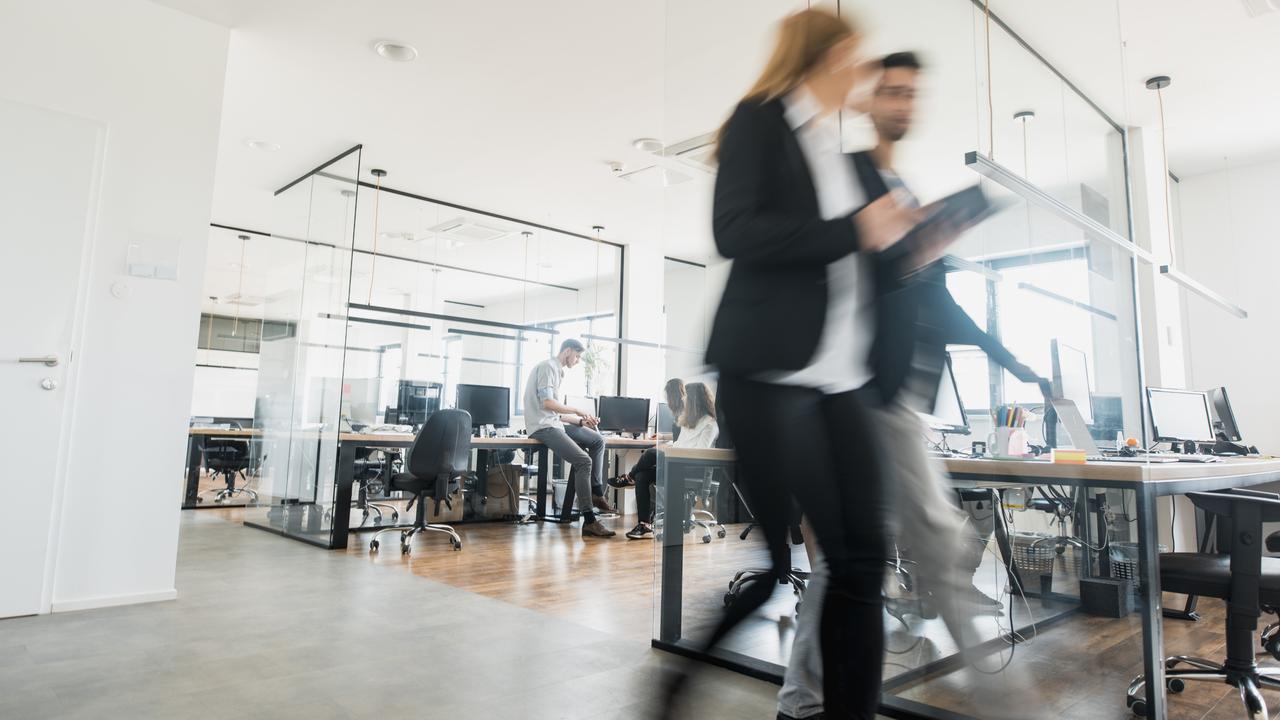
[715,9,859,151]
[664,378,686,417]
[680,382,716,429]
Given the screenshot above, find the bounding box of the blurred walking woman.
[696,9,916,719]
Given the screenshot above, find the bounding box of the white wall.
[1178,156,1280,453]
[0,0,228,611]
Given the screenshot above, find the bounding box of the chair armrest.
[1187,490,1280,523]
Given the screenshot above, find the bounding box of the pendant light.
[1145,75,1247,319]
[232,234,249,336]
[367,168,386,304]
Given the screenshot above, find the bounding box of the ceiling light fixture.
[367,168,387,304]
[245,139,280,152]
[373,40,418,62]
[1145,75,1248,318]
[632,138,664,153]
[232,235,249,336]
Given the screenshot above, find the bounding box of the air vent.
[426,218,510,244]
[219,293,265,307]
[1242,0,1279,16]
[662,132,718,174]
[617,165,692,187]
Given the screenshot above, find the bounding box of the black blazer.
[705,99,867,376]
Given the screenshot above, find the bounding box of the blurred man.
[777,51,1048,720]
[523,339,616,538]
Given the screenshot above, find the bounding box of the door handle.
[19,355,59,367]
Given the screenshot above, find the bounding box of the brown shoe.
[582,521,616,538]
[591,495,617,514]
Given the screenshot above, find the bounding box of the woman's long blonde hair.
[715,9,858,151]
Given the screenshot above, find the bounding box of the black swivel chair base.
[368,493,461,554]
[724,567,809,612]
[1127,657,1280,718]
[201,470,258,504]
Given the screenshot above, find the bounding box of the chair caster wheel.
[1130,699,1146,717]
[196,497,203,504]
[701,535,711,544]
[1166,678,1185,693]
[370,540,379,552]
[401,544,411,555]
[452,541,462,551]
[391,513,399,523]
[717,528,727,539]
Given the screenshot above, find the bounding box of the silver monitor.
[1147,387,1216,443]
[1051,340,1093,425]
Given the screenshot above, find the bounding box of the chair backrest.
[1187,489,1280,616]
[202,438,250,468]
[405,408,473,480]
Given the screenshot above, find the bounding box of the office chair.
[722,482,808,612]
[352,447,400,527]
[369,409,472,555]
[199,438,258,504]
[1125,489,1280,718]
[687,467,728,544]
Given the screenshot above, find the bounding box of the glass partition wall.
[653,2,1162,719]
[232,146,625,547]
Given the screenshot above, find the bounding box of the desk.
[242,431,657,550]
[183,428,261,509]
[653,449,1280,720]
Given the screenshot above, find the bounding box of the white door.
[0,98,103,618]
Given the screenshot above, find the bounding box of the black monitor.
[396,380,442,425]
[656,402,676,434]
[918,352,968,434]
[1209,386,1241,442]
[1146,387,1216,443]
[597,396,650,434]
[456,384,510,428]
[1051,339,1093,425]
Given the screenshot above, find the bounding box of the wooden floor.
[199,502,1280,720]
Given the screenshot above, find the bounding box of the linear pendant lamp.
[1159,266,1247,319]
[964,151,1155,265]
[1146,75,1248,319]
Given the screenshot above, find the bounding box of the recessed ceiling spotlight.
[632,138,664,153]
[245,139,280,152]
[374,40,418,62]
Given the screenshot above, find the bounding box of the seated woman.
[623,381,719,540]
[609,378,684,489]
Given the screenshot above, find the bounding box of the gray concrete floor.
[0,512,785,719]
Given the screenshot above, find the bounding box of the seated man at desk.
[524,338,617,538]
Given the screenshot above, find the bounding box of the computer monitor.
[918,353,969,434]
[597,396,650,434]
[1146,387,1216,443]
[656,402,676,434]
[396,380,442,425]
[1209,386,1242,442]
[1051,340,1093,425]
[456,384,511,428]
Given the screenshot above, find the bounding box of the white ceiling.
[154,0,1280,283]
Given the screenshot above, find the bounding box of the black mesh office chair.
[1126,489,1280,718]
[352,447,400,527]
[369,409,473,555]
[200,438,257,503]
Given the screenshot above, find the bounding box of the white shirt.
[523,356,564,434]
[766,86,874,394]
[671,414,718,450]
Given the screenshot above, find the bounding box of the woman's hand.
[854,193,922,252]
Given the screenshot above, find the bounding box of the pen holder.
[988,427,1029,458]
